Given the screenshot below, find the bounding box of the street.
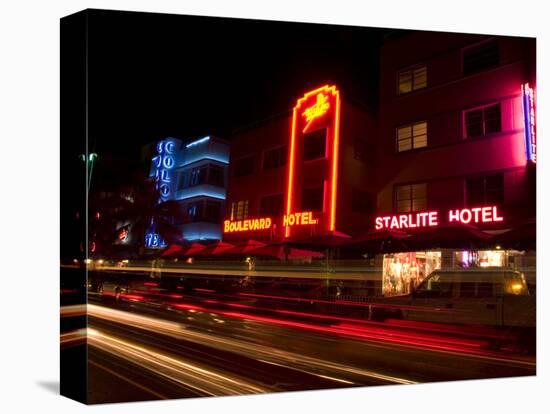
[61,277,535,404]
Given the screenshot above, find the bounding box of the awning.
[248,243,324,260]
[399,223,493,250]
[193,241,235,257]
[222,239,266,255]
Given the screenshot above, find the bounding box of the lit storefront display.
[382,251,441,296]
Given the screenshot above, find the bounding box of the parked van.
[373,268,535,329]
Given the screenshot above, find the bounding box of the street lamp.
[79,152,98,193]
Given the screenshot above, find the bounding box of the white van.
[374,268,535,329]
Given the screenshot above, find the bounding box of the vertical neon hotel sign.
[521,83,536,163]
[286,85,341,237]
[146,140,176,248]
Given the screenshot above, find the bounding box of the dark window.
[464,103,501,138]
[463,40,499,75]
[303,129,326,161]
[354,139,368,162]
[398,65,427,95]
[207,165,224,187]
[395,183,427,213]
[466,174,504,205]
[259,194,284,216]
[352,189,373,214]
[263,146,287,170]
[187,201,203,222]
[301,187,323,211]
[234,156,255,177]
[190,165,207,186]
[176,171,187,191]
[204,201,221,223]
[477,282,494,298]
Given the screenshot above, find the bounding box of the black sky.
[87,9,391,161]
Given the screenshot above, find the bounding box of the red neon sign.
[375,206,504,230]
[286,85,341,237]
[302,93,330,131]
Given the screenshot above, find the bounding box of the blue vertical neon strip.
[522,87,533,162]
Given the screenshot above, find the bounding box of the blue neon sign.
[521,83,537,163]
[144,232,167,248]
[152,140,177,203]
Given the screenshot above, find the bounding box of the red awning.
[193,241,235,257]
[222,239,266,255]
[248,243,324,259]
[399,223,493,250]
[160,243,185,257]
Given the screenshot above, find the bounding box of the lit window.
[396,121,428,152]
[395,183,427,213]
[230,200,249,220]
[464,103,501,138]
[398,65,427,95]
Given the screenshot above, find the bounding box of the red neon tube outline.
[286,85,341,237]
[330,89,341,232]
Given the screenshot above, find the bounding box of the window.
[466,174,504,206]
[463,40,499,75]
[464,103,501,138]
[352,188,373,214]
[259,194,284,216]
[353,138,368,162]
[301,187,323,211]
[396,121,428,152]
[230,200,249,220]
[458,280,494,298]
[190,165,207,186]
[207,165,224,187]
[187,201,203,222]
[204,201,221,223]
[398,65,427,95]
[416,274,453,298]
[263,146,287,170]
[233,156,255,177]
[303,129,326,161]
[395,183,427,213]
[176,170,187,191]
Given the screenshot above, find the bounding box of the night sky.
[85,9,393,185]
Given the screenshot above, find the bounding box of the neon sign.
[302,93,330,124]
[283,211,318,227]
[152,140,176,203]
[224,217,272,233]
[375,206,504,230]
[223,211,319,234]
[521,83,536,163]
[287,85,341,237]
[144,232,167,248]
